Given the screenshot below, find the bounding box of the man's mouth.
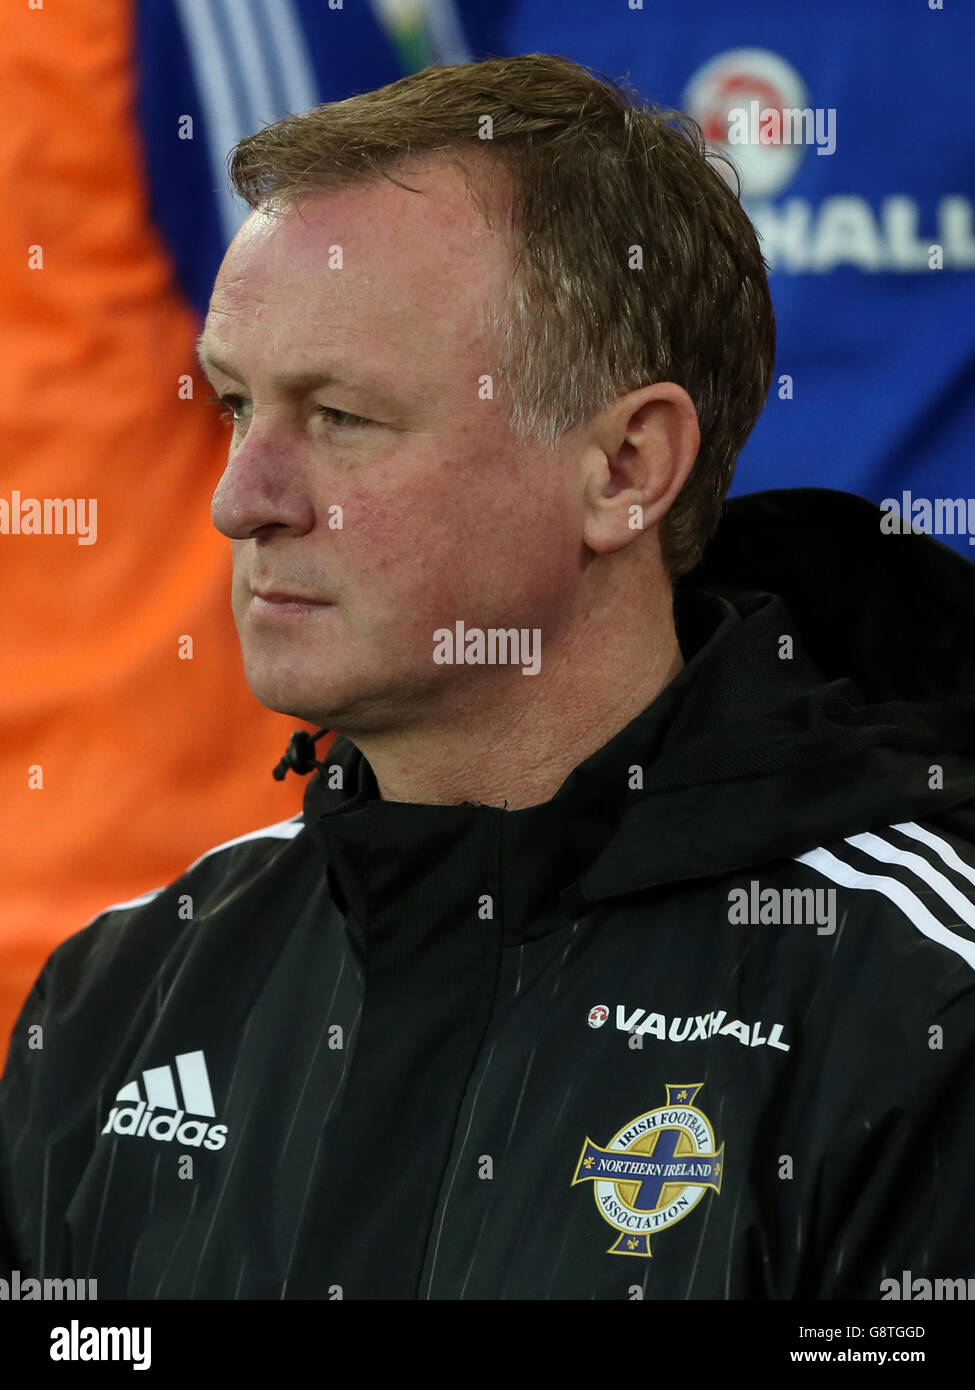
[249,587,335,615]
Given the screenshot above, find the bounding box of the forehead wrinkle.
[197,166,511,413]
[196,325,430,417]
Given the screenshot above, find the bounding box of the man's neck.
[346,601,685,811]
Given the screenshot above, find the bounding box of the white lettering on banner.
[748,195,975,273]
[612,1004,790,1051]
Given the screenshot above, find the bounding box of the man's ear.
[581,383,700,556]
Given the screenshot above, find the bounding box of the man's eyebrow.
[195,333,394,400]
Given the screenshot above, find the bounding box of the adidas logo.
[101,1050,228,1150]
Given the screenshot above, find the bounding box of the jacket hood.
[298,487,975,913]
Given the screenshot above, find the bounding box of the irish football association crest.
[571,1084,723,1256]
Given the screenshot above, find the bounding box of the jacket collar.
[303,588,734,940]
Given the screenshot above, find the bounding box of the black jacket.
[2,488,975,1300]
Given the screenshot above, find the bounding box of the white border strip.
[255,0,318,116]
[89,816,304,922]
[845,830,975,932]
[796,845,975,972]
[894,820,975,890]
[174,0,252,244]
[425,0,473,63]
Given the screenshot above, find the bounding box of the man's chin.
[242,667,406,737]
[245,658,451,739]
[245,674,354,729]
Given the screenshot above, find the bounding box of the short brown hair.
[229,53,775,578]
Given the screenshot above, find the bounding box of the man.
[2,53,974,1301]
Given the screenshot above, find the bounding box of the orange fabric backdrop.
[0,0,331,1068]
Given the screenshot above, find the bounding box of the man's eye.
[207,394,368,431]
[314,406,370,430]
[209,393,246,425]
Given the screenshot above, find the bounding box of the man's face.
[202,158,587,735]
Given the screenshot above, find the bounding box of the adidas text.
[101,1101,227,1148]
[102,1049,227,1149]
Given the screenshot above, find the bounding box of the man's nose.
[210,427,316,540]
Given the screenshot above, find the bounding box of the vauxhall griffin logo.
[101,1050,228,1150]
[684,47,812,199]
[572,1084,723,1256]
[683,47,975,273]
